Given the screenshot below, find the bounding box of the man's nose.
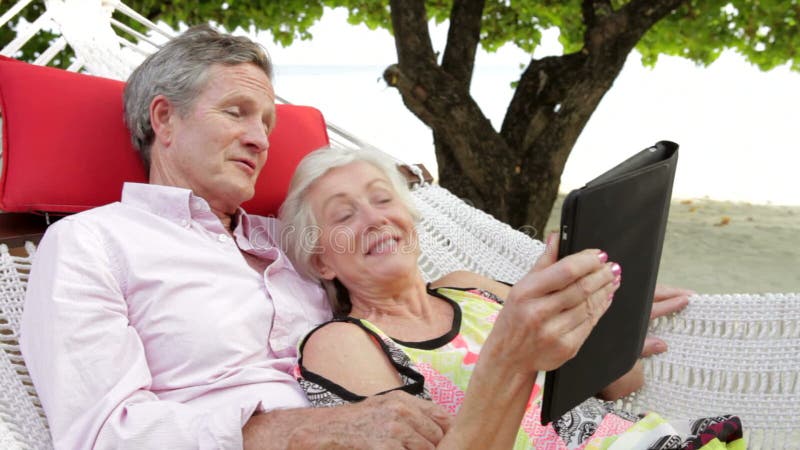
[243,118,269,153]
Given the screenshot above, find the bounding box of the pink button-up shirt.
[20,183,332,449]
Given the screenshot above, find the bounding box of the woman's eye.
[334,211,353,223]
[225,108,241,118]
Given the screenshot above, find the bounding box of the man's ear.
[150,95,175,147]
[311,254,336,281]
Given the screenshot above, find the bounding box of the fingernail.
[597,251,608,263]
[610,262,622,277]
[608,291,615,302]
[546,232,557,251]
[613,275,621,286]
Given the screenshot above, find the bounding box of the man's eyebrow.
[219,93,272,111]
[220,93,252,104]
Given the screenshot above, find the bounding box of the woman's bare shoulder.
[303,320,379,365]
[302,320,403,396]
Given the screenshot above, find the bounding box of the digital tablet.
[540,141,679,424]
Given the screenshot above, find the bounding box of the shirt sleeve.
[20,217,258,450]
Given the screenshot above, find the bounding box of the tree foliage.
[0,2,73,68]
[6,1,795,74]
[3,0,798,232]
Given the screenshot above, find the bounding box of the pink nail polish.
[613,275,621,286]
[597,251,608,263]
[546,233,557,252]
[610,263,622,277]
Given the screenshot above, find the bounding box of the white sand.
[545,196,800,294]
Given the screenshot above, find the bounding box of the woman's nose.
[362,204,389,228]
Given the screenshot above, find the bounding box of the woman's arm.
[434,271,653,402]
[446,234,619,448]
[434,265,692,402]
[433,270,646,401]
[300,312,535,450]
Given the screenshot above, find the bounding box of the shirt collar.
[121,182,247,231]
[121,182,291,268]
[236,212,282,251]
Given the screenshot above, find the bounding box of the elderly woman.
[279,147,744,449]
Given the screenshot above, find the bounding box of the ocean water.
[273,53,800,206]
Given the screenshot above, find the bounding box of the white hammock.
[1,1,798,449]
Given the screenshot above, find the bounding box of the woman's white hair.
[278,146,420,315]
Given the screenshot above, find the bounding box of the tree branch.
[385,1,506,193]
[500,54,584,152]
[383,63,507,196]
[441,0,486,93]
[621,0,687,32]
[583,0,686,54]
[581,0,613,31]
[389,0,437,69]
[505,0,685,150]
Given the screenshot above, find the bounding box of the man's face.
[154,63,276,213]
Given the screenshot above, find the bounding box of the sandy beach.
[545,196,800,294]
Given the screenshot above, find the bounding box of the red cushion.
[0,56,329,216]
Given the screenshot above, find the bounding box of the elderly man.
[20,25,451,449]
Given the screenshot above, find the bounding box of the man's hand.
[599,284,692,400]
[244,391,452,450]
[642,284,693,356]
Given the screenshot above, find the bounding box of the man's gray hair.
[279,147,420,316]
[123,24,273,170]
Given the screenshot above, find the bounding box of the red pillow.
[0,56,329,217]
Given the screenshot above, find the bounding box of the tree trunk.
[386,0,686,236]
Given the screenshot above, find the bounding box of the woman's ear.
[311,254,337,281]
[150,95,174,147]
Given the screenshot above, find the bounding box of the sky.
[259,8,800,206]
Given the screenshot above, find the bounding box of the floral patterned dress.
[295,285,745,449]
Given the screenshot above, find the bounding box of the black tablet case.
[540,140,679,424]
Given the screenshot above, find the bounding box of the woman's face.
[307,161,419,289]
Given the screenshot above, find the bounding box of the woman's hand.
[483,232,621,376]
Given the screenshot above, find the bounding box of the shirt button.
[218,234,229,243]
[180,220,190,228]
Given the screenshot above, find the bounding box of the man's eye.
[225,108,241,118]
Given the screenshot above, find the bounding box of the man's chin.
[213,184,256,212]
[238,185,258,205]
